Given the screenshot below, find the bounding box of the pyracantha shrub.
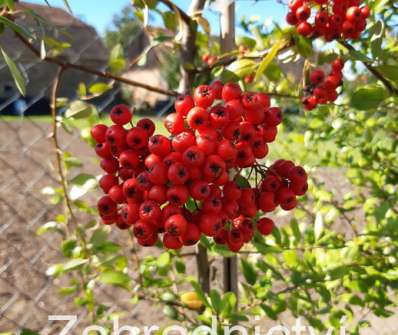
[302,58,345,110]
[286,0,370,40]
[92,82,308,252]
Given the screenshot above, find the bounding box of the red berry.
[175,95,194,117]
[167,185,189,205]
[108,184,125,203]
[261,175,281,193]
[95,142,113,159]
[180,223,201,246]
[222,83,242,101]
[168,162,190,185]
[106,125,126,147]
[164,113,185,135]
[91,124,108,143]
[257,217,274,235]
[163,233,183,249]
[139,200,161,222]
[147,163,167,185]
[137,118,155,136]
[209,105,230,129]
[276,187,297,210]
[126,127,148,149]
[187,107,209,130]
[133,220,156,240]
[297,21,313,37]
[119,150,140,169]
[147,185,167,204]
[172,131,196,153]
[99,174,119,193]
[110,104,132,125]
[123,178,143,202]
[257,191,277,212]
[97,195,117,216]
[190,180,211,200]
[120,203,140,225]
[194,85,216,108]
[148,135,171,157]
[165,214,187,237]
[182,145,205,167]
[100,158,119,174]
[286,11,298,25]
[296,5,311,21]
[346,6,362,22]
[210,80,223,99]
[310,69,325,85]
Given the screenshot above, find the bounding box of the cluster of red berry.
[201,54,218,66]
[302,58,345,110]
[92,82,308,252]
[286,0,370,40]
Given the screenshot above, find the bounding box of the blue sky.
[25,0,286,36]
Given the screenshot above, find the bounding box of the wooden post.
[219,0,239,303]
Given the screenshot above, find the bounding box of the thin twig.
[15,32,179,97]
[50,67,86,246]
[158,0,192,25]
[339,40,398,95]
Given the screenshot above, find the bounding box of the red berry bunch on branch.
[302,58,345,110]
[286,0,370,40]
[92,81,308,252]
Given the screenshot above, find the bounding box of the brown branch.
[158,0,192,25]
[339,40,398,95]
[16,32,179,97]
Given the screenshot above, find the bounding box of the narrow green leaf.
[0,16,32,38]
[314,212,324,240]
[0,47,26,96]
[209,289,222,314]
[255,39,285,80]
[240,259,257,285]
[62,0,73,14]
[99,271,130,288]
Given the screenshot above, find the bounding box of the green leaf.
[219,69,240,83]
[0,16,32,38]
[234,175,251,188]
[293,34,313,58]
[163,305,178,319]
[314,212,324,240]
[89,83,111,96]
[376,65,398,84]
[70,173,96,185]
[157,252,171,268]
[227,59,256,78]
[65,101,94,119]
[221,292,237,316]
[36,221,63,236]
[350,84,388,110]
[240,259,257,285]
[99,271,130,288]
[21,329,40,335]
[0,47,26,96]
[255,39,285,80]
[190,280,211,308]
[209,289,222,314]
[46,259,88,277]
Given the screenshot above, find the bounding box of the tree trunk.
[178,0,210,294]
[178,0,206,94]
[220,0,239,304]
